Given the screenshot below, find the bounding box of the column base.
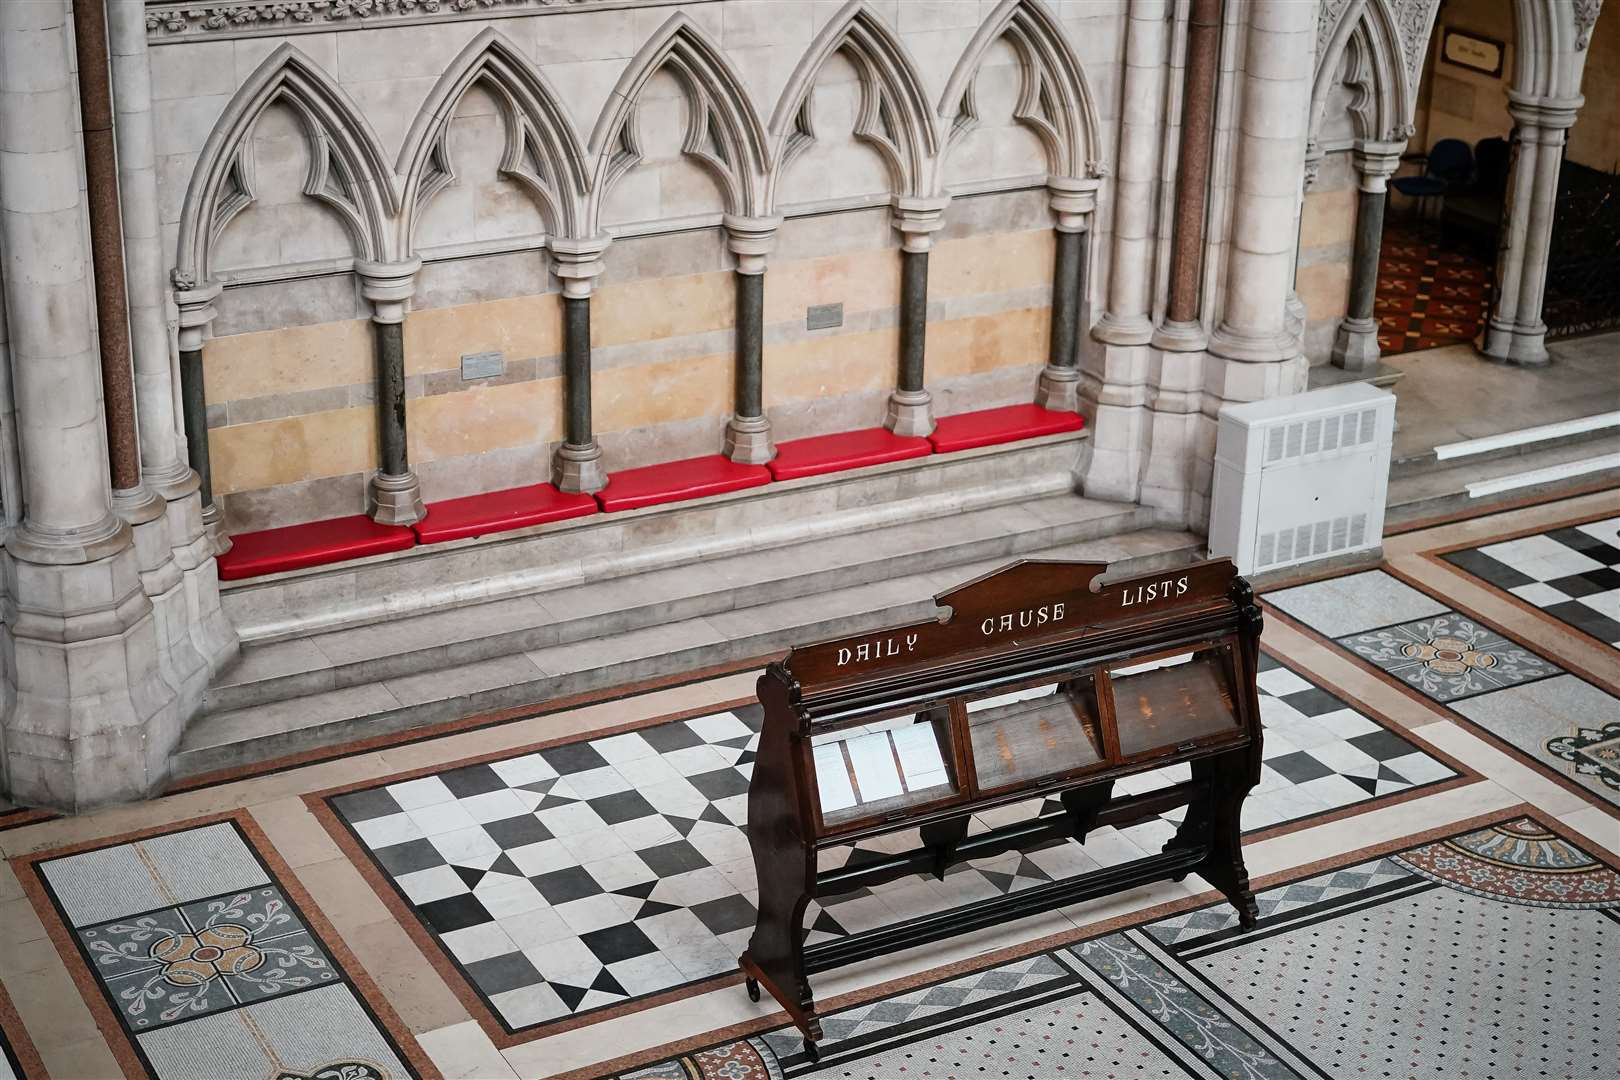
[112,484,167,527]
[369,470,426,526]
[166,488,239,685]
[724,415,776,465]
[143,458,202,502]
[130,505,211,723]
[5,513,131,566]
[200,500,233,556]
[2,545,180,812]
[1151,319,1209,353]
[1480,319,1551,367]
[1331,317,1381,372]
[1034,365,1081,412]
[554,442,608,495]
[885,389,935,437]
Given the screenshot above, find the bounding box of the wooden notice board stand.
[738,557,1264,1059]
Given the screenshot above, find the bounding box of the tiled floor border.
[301,642,1481,1051]
[1382,480,1620,536]
[556,801,1607,1080]
[1414,507,1620,654]
[10,811,441,1080]
[1261,602,1620,825]
[0,979,44,1080]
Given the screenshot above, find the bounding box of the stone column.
[549,237,611,494]
[356,260,426,524]
[1095,0,1170,348]
[1,0,178,809]
[108,0,190,497]
[723,215,780,464]
[887,196,949,437]
[1193,0,1315,527]
[1330,141,1402,371]
[174,283,229,547]
[1035,179,1099,412]
[1481,94,1582,367]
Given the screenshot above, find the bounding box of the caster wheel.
[745,977,760,1002]
[802,1039,821,1064]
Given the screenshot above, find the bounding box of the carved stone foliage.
[1389,0,1441,102]
[1574,0,1603,50]
[144,0,673,40]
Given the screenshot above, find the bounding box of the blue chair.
[1392,139,1475,237]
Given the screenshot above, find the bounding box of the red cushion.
[595,455,771,513]
[928,404,1085,454]
[217,514,415,581]
[414,483,597,544]
[768,427,933,481]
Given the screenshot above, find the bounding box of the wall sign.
[1441,29,1504,77]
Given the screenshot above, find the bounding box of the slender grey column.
[550,236,610,494]
[173,282,230,550]
[886,197,947,437]
[109,0,192,497]
[1331,142,1401,372]
[1036,180,1098,411]
[723,215,779,464]
[357,259,425,525]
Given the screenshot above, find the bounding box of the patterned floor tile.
[328,660,1456,1034]
[1337,611,1564,703]
[31,819,420,1079]
[1442,516,1620,650]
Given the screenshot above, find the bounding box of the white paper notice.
[813,742,857,814]
[890,723,949,791]
[967,684,1057,713]
[847,730,904,802]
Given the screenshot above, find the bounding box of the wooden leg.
[920,814,970,880]
[1060,780,1113,845]
[1195,772,1259,927]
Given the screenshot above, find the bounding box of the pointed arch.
[396,29,590,247]
[585,13,770,229]
[937,0,1104,182]
[767,1,942,203]
[1310,0,1430,150]
[173,45,397,286]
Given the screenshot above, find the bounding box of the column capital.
[1507,91,1583,130]
[891,195,950,253]
[1047,176,1100,232]
[173,278,222,351]
[1351,139,1405,192]
[549,235,613,298]
[355,257,422,324]
[723,214,781,274]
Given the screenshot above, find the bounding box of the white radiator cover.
[1208,382,1397,575]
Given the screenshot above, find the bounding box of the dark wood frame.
[739,557,1264,1059]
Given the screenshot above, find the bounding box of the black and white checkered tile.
[329,655,1455,1031]
[1442,516,1620,649]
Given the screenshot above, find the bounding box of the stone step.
[1385,430,1620,528]
[202,493,1151,716]
[171,526,1203,780]
[1389,415,1618,478]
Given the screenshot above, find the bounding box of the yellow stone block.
[592,271,733,348]
[205,318,372,403]
[928,231,1055,300]
[405,293,564,376]
[406,378,565,463]
[763,250,901,325]
[928,308,1051,378]
[762,328,899,408]
[1296,261,1351,322]
[1300,188,1357,252]
[596,352,733,434]
[208,407,377,495]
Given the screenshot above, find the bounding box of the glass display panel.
[964,678,1105,792]
[1109,648,1241,757]
[809,709,958,827]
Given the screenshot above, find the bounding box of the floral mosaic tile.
[1336,612,1563,703]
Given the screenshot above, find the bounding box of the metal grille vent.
[1253,512,1369,570]
[1262,409,1380,468]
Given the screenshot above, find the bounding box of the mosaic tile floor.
[27,821,418,1080]
[324,653,1457,1034]
[1374,225,1493,356]
[1266,568,1620,807]
[1441,516,1620,650]
[622,814,1620,1079]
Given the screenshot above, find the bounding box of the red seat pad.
[413,483,597,544]
[927,404,1085,454]
[217,514,415,581]
[595,455,772,513]
[768,427,932,481]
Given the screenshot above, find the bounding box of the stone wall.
[1411,0,1515,158]
[142,0,1127,531]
